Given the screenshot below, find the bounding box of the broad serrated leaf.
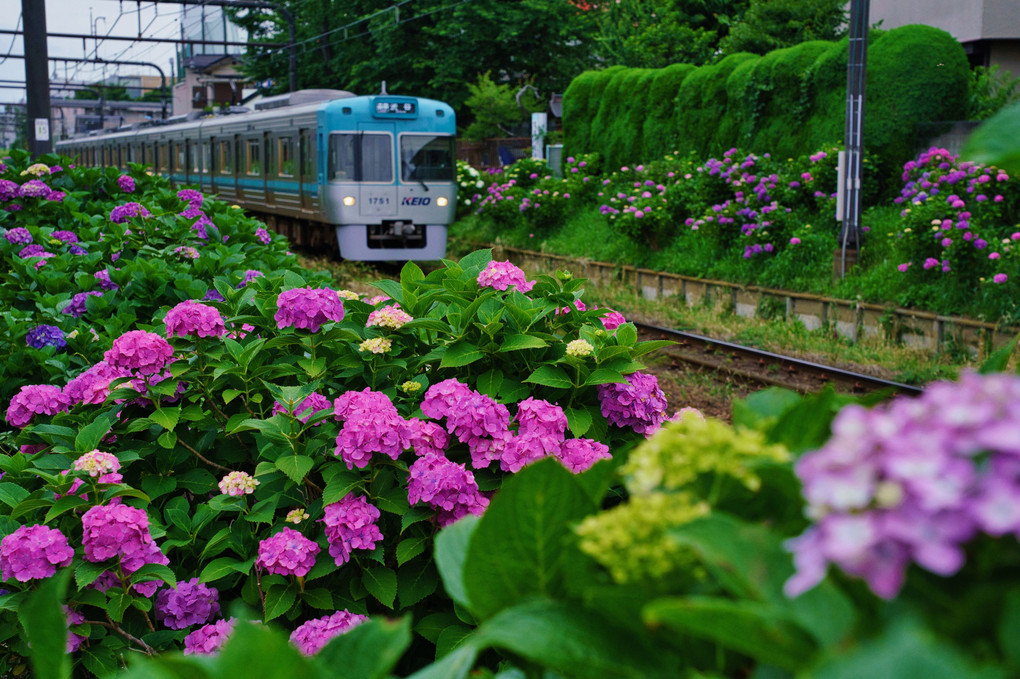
[275,455,315,484]
[440,341,483,368]
[498,334,548,352]
[524,365,572,389]
[363,567,398,609]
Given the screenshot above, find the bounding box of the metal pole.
[22,0,52,155]
[839,0,870,278]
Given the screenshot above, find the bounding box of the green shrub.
[641,64,696,160]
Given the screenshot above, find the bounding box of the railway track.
[634,321,925,397]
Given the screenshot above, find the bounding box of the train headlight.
[437,197,449,207]
[343,196,356,206]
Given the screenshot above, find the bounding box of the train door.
[300,128,318,214]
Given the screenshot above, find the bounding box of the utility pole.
[22,0,52,155]
[838,0,870,278]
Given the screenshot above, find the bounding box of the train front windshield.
[400,135,455,182]
[329,133,393,182]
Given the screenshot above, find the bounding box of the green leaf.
[732,387,802,430]
[962,102,1020,174]
[414,612,460,644]
[462,458,597,619]
[397,560,439,608]
[301,588,334,610]
[216,618,318,679]
[0,483,30,508]
[363,567,398,609]
[199,557,247,584]
[401,260,425,288]
[19,569,71,679]
[998,589,1020,668]
[157,430,178,449]
[630,339,675,357]
[474,599,676,679]
[440,341,483,369]
[130,563,177,588]
[523,365,572,389]
[582,368,627,387]
[275,455,315,484]
[316,617,412,679]
[615,323,637,347]
[371,279,405,305]
[979,334,1019,374]
[74,413,117,452]
[397,536,429,566]
[564,407,593,437]
[475,368,504,398]
[75,560,107,589]
[810,615,1007,679]
[434,514,478,612]
[644,596,817,671]
[322,469,363,505]
[264,584,297,622]
[406,643,478,679]
[498,334,548,352]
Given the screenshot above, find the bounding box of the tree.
[595,0,750,68]
[718,0,847,56]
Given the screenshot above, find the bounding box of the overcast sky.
[0,1,197,105]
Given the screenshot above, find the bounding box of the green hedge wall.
[563,25,969,174]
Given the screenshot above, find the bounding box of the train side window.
[190,141,200,173]
[218,141,233,175]
[176,143,187,172]
[158,143,169,172]
[246,139,261,176]
[278,136,295,177]
[143,143,153,168]
[264,134,275,176]
[301,130,315,178]
[201,142,211,174]
[328,134,356,181]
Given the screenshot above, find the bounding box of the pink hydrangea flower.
[164,300,227,338]
[601,309,626,330]
[64,361,132,406]
[404,418,450,457]
[366,304,413,330]
[322,494,383,566]
[184,618,237,655]
[218,471,259,496]
[255,527,320,577]
[105,330,174,376]
[274,287,345,333]
[66,606,87,652]
[556,438,611,473]
[81,504,162,572]
[73,450,121,477]
[0,524,74,581]
[155,578,220,630]
[290,610,369,655]
[477,260,535,293]
[408,453,489,525]
[5,384,70,428]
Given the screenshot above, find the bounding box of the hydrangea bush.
[0,244,670,674]
[0,149,309,416]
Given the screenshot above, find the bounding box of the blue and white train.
[55,89,457,261]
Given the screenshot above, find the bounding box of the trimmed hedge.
[564,25,970,177]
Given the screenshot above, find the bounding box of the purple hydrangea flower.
[237,269,264,288]
[26,324,66,350]
[104,330,174,375]
[6,384,70,428]
[333,390,409,469]
[116,175,135,193]
[184,618,237,655]
[66,606,86,652]
[18,244,47,258]
[69,244,88,256]
[156,578,220,630]
[255,227,272,244]
[275,287,346,333]
[18,179,51,198]
[0,179,18,202]
[203,288,225,302]
[785,371,1020,600]
[290,610,368,656]
[110,202,150,224]
[476,260,535,293]
[271,391,332,424]
[0,525,74,581]
[177,189,204,206]
[4,226,32,244]
[255,527,320,577]
[597,372,668,434]
[404,418,449,457]
[408,453,489,526]
[164,300,226,338]
[94,270,119,290]
[51,230,78,243]
[62,291,104,318]
[322,494,383,566]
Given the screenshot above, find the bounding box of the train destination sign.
[373,99,418,118]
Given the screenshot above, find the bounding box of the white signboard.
[531,113,547,160]
[34,118,50,142]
